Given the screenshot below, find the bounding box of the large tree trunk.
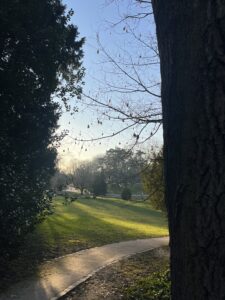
[152,1,225,299]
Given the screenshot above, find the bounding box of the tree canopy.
[92,172,107,197]
[0,0,84,256]
[98,148,146,192]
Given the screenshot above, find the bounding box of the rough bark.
[152,1,225,299]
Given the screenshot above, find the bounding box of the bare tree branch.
[68,0,162,147]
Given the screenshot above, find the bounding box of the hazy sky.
[57,1,162,170]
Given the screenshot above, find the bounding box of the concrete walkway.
[0,237,169,300]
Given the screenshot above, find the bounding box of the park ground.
[1,196,168,291]
[63,246,169,300]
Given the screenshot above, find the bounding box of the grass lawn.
[1,196,168,290]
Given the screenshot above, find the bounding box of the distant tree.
[100,148,146,191]
[92,172,107,197]
[69,163,92,195]
[50,171,68,192]
[0,0,84,256]
[141,148,165,211]
[66,148,146,196]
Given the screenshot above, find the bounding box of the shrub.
[121,188,132,200]
[125,268,170,300]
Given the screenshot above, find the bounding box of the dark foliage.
[97,148,146,192]
[125,268,170,299]
[121,188,132,200]
[92,173,107,197]
[0,0,84,257]
[142,148,166,211]
[69,162,93,195]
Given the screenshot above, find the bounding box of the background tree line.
[52,146,165,210]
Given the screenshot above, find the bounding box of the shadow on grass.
[0,230,48,291]
[86,197,165,218]
[44,206,155,244]
[1,198,167,292]
[76,198,168,228]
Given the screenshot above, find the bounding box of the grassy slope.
[2,197,168,290]
[34,196,168,257]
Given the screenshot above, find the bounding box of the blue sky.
[58,1,162,170]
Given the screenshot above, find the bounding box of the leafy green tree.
[0,0,84,256]
[100,148,146,192]
[141,148,165,211]
[92,173,107,197]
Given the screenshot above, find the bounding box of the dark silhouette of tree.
[99,148,146,192]
[153,1,225,298]
[0,0,84,256]
[92,173,107,197]
[69,162,92,195]
[121,187,132,200]
[141,148,165,211]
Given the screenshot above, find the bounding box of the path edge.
[52,243,168,300]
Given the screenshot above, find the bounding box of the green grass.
[124,267,170,300]
[33,196,168,256]
[2,196,168,290]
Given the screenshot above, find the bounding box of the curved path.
[0,237,169,300]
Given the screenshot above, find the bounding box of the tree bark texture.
[152,1,225,299]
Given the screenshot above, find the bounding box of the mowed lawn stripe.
[1,197,168,291]
[36,197,168,255]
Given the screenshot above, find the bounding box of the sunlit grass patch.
[36,196,168,253]
[1,196,168,291]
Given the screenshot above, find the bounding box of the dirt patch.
[63,247,169,300]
